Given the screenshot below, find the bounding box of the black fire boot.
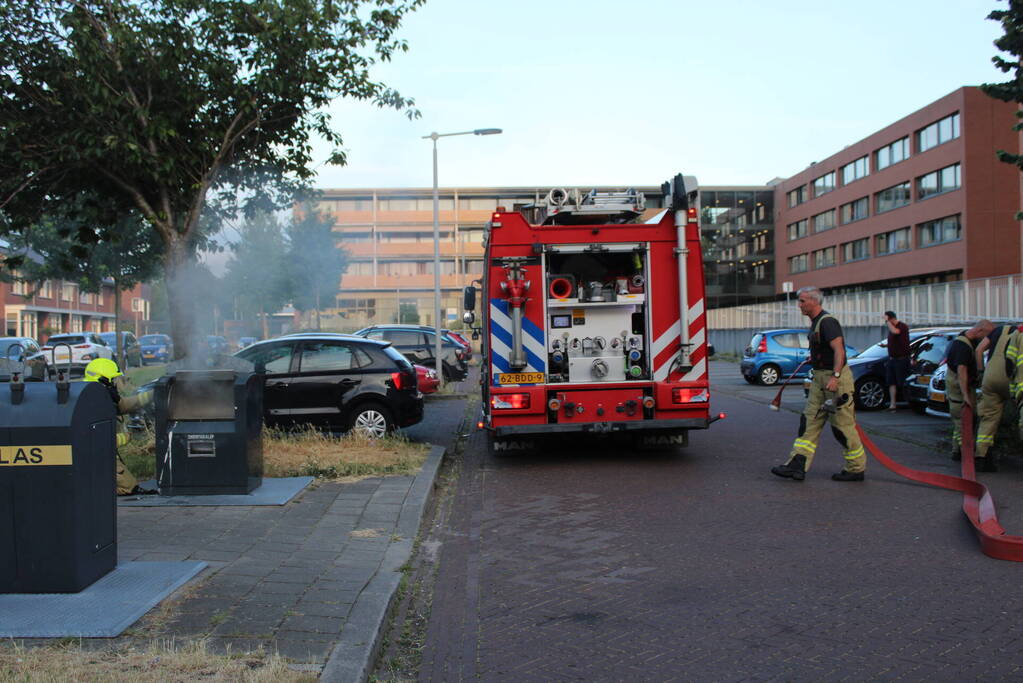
[951,446,961,462]
[771,454,806,481]
[975,456,998,473]
[831,470,865,482]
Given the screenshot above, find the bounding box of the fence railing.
[707,274,1023,330]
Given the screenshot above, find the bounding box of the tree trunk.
[113,275,124,369]
[163,237,196,360]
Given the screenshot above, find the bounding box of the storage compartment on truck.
[544,244,650,384]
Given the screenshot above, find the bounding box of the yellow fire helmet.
[83,357,123,382]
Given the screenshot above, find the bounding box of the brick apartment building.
[0,246,151,341]
[774,86,1021,296]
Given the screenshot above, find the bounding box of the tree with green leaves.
[223,212,291,340]
[286,203,349,331]
[5,211,162,366]
[983,0,1023,217]
[0,0,422,356]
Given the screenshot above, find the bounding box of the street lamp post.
[423,128,502,387]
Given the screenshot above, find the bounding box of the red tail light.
[74,344,91,349]
[757,337,768,353]
[390,371,416,391]
[492,393,530,409]
[672,388,709,404]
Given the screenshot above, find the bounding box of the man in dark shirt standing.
[945,320,994,464]
[884,311,911,412]
[772,286,866,482]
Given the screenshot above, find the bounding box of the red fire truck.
[463,175,723,451]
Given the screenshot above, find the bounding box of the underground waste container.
[0,378,117,593]
[154,368,263,496]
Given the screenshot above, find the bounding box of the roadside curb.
[426,392,469,401]
[318,443,446,683]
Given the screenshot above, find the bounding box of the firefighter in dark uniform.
[772,286,866,482]
[945,320,994,466]
[83,357,154,495]
[974,323,1020,470]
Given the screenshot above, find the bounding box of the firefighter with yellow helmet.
[83,357,154,495]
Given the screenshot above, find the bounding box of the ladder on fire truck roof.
[534,187,646,225]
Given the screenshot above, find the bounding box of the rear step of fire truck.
[471,174,722,454]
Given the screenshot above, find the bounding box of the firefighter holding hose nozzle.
[83,357,155,495]
[771,287,866,482]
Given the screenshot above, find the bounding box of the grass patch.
[0,639,314,682]
[122,426,427,481]
[263,426,427,479]
[124,364,167,387]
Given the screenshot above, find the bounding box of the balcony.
[340,273,478,290]
[344,242,484,258]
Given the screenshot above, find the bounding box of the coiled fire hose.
[768,367,1023,561]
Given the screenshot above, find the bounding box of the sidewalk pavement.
[115,392,468,680]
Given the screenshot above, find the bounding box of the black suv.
[354,324,469,381]
[234,333,423,436]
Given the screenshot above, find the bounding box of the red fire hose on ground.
[857,406,1023,562]
[768,365,1023,561]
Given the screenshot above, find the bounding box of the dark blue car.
[139,333,173,365]
[741,329,857,386]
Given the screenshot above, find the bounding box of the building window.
[875,137,910,171]
[917,163,961,200]
[812,246,836,270]
[347,262,373,275]
[336,297,377,318]
[335,198,372,211]
[916,112,960,153]
[789,253,808,274]
[876,227,911,256]
[918,215,962,247]
[457,197,499,211]
[787,219,808,241]
[79,291,93,305]
[842,238,870,263]
[61,283,76,302]
[10,269,28,296]
[38,281,52,298]
[841,156,869,185]
[786,186,807,208]
[840,197,869,224]
[812,209,836,233]
[812,172,836,197]
[875,182,911,213]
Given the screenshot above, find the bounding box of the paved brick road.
[420,362,1023,680]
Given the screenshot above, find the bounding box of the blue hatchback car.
[740,329,857,386]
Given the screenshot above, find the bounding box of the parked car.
[41,332,114,370]
[903,328,966,413]
[207,335,230,355]
[0,337,48,380]
[353,324,469,381]
[803,330,940,410]
[415,364,439,394]
[741,328,857,386]
[139,333,174,365]
[234,333,423,436]
[99,331,141,368]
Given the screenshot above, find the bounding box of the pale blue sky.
[312,0,1006,190]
